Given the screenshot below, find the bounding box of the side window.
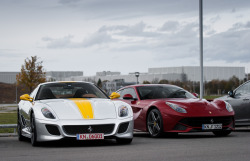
[116,89,124,99]
[30,86,39,99]
[120,88,138,99]
[235,82,250,95]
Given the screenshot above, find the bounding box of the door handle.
[243,98,249,101]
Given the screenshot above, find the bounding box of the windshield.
[35,82,108,100]
[136,86,196,100]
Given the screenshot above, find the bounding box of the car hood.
[214,95,230,101]
[39,98,117,120]
[168,98,213,108]
[165,98,229,116]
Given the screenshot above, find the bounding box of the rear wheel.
[147,109,164,137]
[17,112,25,141]
[116,138,133,144]
[30,113,39,146]
[213,130,232,137]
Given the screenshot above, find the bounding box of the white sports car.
[18,81,133,146]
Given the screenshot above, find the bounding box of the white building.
[1,66,245,84]
[65,73,183,83]
[0,72,19,84]
[96,71,120,76]
[148,66,245,82]
[0,71,83,84]
[46,71,83,81]
[65,66,245,83]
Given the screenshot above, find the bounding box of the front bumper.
[163,113,235,133]
[35,117,133,142]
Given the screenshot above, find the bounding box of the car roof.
[121,84,180,88]
[39,81,94,86]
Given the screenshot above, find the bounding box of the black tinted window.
[36,82,108,100]
[122,88,137,99]
[236,82,250,95]
[117,88,137,99]
[136,86,196,100]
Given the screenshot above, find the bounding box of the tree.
[159,79,169,84]
[143,80,151,84]
[16,56,46,93]
[97,78,102,88]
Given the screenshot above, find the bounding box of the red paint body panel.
[116,84,235,133]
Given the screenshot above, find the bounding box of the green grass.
[0,112,17,133]
[204,95,222,100]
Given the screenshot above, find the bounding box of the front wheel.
[17,112,25,141]
[213,130,232,137]
[147,109,164,137]
[30,113,39,146]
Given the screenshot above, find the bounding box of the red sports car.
[111,84,235,137]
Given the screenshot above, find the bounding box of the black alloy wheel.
[147,109,163,137]
[30,113,39,146]
[17,112,25,141]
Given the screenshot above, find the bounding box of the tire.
[30,113,39,146]
[17,112,25,141]
[147,109,164,138]
[213,130,232,137]
[116,138,133,144]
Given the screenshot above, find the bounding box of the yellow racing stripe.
[69,98,94,119]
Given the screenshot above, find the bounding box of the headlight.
[41,107,55,119]
[166,102,187,113]
[118,105,129,117]
[225,101,233,112]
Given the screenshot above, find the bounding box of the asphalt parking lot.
[1,129,250,161]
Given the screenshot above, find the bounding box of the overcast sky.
[1,0,250,76]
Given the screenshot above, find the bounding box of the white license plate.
[202,124,222,130]
[76,133,104,140]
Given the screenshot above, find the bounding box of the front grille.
[63,124,115,135]
[46,125,61,136]
[118,122,129,134]
[179,116,234,127]
[173,123,187,131]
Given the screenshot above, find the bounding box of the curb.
[0,133,17,137]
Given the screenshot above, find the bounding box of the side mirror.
[109,92,120,99]
[20,94,33,102]
[228,90,234,97]
[123,94,138,101]
[192,93,199,98]
[123,94,134,100]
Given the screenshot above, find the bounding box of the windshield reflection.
[136,86,196,100]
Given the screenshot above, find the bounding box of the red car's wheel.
[147,109,163,137]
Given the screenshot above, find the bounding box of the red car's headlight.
[225,101,233,112]
[166,102,187,113]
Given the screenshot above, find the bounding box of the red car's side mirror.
[123,94,134,100]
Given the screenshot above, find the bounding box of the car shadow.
[40,139,118,148]
[133,131,235,139]
[20,137,131,148]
